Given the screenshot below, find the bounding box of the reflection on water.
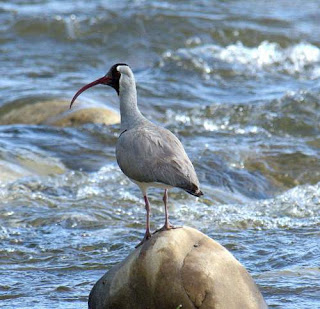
[0,1,320,308]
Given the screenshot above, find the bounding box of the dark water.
[1,1,320,308]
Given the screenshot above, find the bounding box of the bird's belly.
[130,178,173,194]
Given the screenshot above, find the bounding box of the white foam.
[175,182,320,230]
[76,164,124,199]
[166,108,269,136]
[163,41,320,78]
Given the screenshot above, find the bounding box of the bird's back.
[116,122,202,196]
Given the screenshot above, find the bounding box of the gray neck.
[119,76,144,130]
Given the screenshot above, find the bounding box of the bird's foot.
[153,222,181,234]
[135,230,152,248]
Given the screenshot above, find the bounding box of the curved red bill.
[69,76,111,109]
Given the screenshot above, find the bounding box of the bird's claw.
[135,230,152,248]
[153,223,181,234]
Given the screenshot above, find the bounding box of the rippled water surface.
[1,1,320,308]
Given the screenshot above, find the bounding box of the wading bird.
[70,63,203,246]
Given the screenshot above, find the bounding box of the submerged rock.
[89,227,267,309]
[0,99,120,127]
[0,160,32,183]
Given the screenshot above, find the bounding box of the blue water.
[0,1,320,308]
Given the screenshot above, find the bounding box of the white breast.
[130,179,173,196]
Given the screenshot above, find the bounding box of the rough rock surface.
[0,99,120,127]
[89,226,268,309]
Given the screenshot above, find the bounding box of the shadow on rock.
[89,227,267,309]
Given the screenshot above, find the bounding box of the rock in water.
[89,227,267,309]
[0,99,120,127]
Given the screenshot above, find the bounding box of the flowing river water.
[0,1,320,308]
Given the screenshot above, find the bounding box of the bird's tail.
[185,184,203,197]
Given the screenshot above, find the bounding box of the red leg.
[135,195,152,248]
[154,189,179,234]
[163,189,173,229]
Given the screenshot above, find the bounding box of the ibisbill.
[70,63,203,247]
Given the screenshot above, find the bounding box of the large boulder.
[0,99,120,127]
[89,227,267,309]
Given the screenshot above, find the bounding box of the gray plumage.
[116,121,201,196]
[70,63,203,246]
[114,64,202,199]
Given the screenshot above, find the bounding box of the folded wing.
[116,124,202,196]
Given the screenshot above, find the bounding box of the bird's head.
[70,63,131,108]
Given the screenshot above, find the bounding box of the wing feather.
[116,124,201,194]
